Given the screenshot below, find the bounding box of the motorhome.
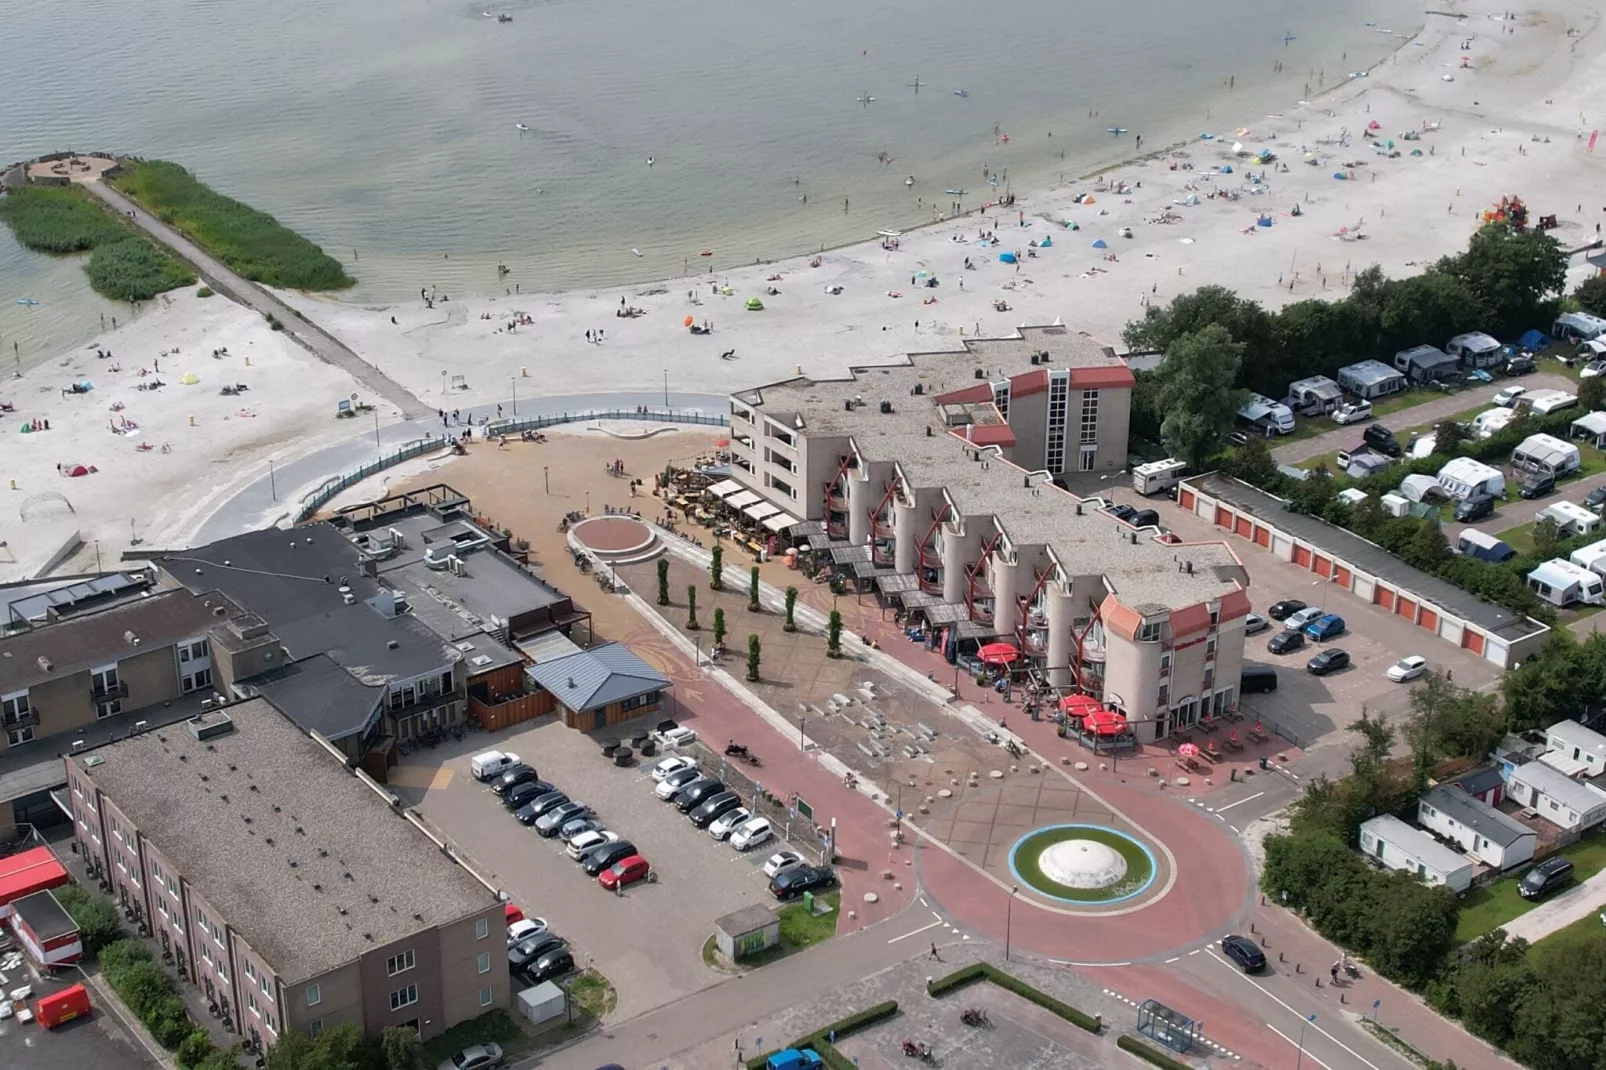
[1527,558,1606,607]
[1554,311,1606,344]
[1237,393,1296,435]
[1132,458,1188,496]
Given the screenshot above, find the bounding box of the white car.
[1284,606,1325,630]
[1387,655,1428,683]
[1583,360,1606,379]
[1492,386,1527,408]
[730,817,774,852]
[708,807,753,841]
[565,830,619,859]
[1332,401,1372,425]
[505,918,548,946]
[650,755,697,783]
[655,766,702,800]
[762,850,804,878]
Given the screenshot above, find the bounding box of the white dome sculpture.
[1038,839,1128,889]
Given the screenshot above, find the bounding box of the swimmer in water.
[647,156,654,167]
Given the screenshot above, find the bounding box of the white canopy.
[725,490,761,510]
[705,479,743,498]
[762,512,800,533]
[743,501,782,521]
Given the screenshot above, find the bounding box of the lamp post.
[269,458,277,502]
[1005,885,1019,960]
[798,715,807,752]
[1295,1012,1316,1070]
[511,376,519,416]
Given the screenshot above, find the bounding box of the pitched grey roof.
[525,642,669,712]
[1422,785,1534,848]
[1453,766,1506,799]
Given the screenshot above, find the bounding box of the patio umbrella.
[1059,694,1102,720]
[1177,742,1200,758]
[977,642,1020,665]
[1084,708,1128,736]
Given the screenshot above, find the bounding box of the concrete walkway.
[82,181,429,419]
[1500,866,1606,945]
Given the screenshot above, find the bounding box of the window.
[306,984,321,1007]
[1078,446,1096,472]
[309,1020,324,1040]
[245,961,258,984]
[1157,684,1169,709]
[1209,607,1221,627]
[1045,375,1069,472]
[181,668,213,694]
[1206,638,1217,657]
[1159,652,1172,675]
[477,952,491,974]
[386,950,415,976]
[247,993,259,1018]
[389,985,418,1012]
[91,665,120,697]
[1080,390,1101,444]
[1138,621,1163,643]
[620,691,660,713]
[7,725,36,746]
[97,698,124,719]
[178,639,210,663]
[2,691,32,726]
[475,918,490,940]
[479,986,494,1008]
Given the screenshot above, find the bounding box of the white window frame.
[477,952,491,974]
[306,984,321,1007]
[475,917,489,940]
[389,984,419,1012]
[479,986,493,1008]
[386,949,416,977]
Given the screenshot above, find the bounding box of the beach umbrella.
[1084,708,1128,736]
[684,315,695,327]
[1059,694,1102,719]
[1332,171,1349,180]
[1177,742,1200,758]
[1410,148,1424,156]
[977,642,1020,665]
[745,297,764,310]
[1091,239,1108,249]
[714,438,731,448]
[999,251,1017,263]
[1367,120,1381,130]
[179,372,200,385]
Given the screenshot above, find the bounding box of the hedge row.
[1117,1034,1194,1070]
[744,1000,900,1069]
[926,962,1101,1033]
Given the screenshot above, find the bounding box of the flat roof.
[75,698,495,982]
[1186,474,1546,642]
[373,510,567,629]
[12,888,77,941]
[4,570,154,626]
[1361,815,1472,876]
[1511,758,1606,811]
[250,654,384,741]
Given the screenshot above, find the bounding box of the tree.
[1261,831,1354,910]
[1439,223,1568,336]
[1404,672,1507,786]
[656,558,670,605]
[685,585,699,630]
[1349,492,1388,541]
[1405,520,1452,571]
[746,634,761,682]
[1150,323,1247,467]
[1378,271,1486,354]
[379,1026,422,1070]
[266,1021,373,1070]
[1533,515,1564,561]
[52,884,121,955]
[784,586,799,631]
[1581,371,1606,414]
[712,607,726,648]
[1361,873,1459,988]
[748,565,761,611]
[1123,285,1279,391]
[1223,434,1280,489]
[1288,463,1338,517]
[827,609,843,658]
[709,545,724,589]
[1576,273,1606,319]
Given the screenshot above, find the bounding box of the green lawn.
[705,890,842,970]
[1455,833,1606,944]
[1528,909,1606,959]
[1495,523,1537,554]
[565,968,617,1021]
[1370,388,1450,419]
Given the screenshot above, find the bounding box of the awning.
[706,478,743,498]
[725,490,761,510]
[743,501,782,521]
[762,512,799,533]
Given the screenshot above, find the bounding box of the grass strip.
[1117,1035,1195,1070]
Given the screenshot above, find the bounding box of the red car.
[598,854,652,890]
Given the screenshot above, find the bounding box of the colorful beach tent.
[1091,239,1108,249]
[999,251,1017,263]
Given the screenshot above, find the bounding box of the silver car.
[535,801,591,837]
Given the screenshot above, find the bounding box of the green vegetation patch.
[1010,825,1155,903]
[0,185,127,251]
[1117,1035,1194,1070]
[419,1008,524,1065]
[89,236,195,301]
[112,160,353,290]
[926,962,1102,1032]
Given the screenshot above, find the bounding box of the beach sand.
[3,0,1603,581]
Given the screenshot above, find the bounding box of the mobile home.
[1506,758,1606,831]
[1511,433,1581,478]
[1570,538,1606,577]
[1554,311,1606,344]
[1132,458,1189,496]
[1393,344,1460,383]
[1528,558,1606,607]
[1287,376,1344,417]
[1417,785,1536,870]
[1358,815,1474,893]
[1437,457,1505,500]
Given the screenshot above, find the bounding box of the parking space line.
[1268,1025,1334,1069]
[888,919,945,943]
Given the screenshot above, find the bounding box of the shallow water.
[0,0,1408,364]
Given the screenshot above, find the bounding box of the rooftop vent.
[37,655,53,673]
[567,677,576,689]
[124,630,140,645]
[386,639,399,650]
[925,426,933,437]
[974,368,985,379]
[878,401,893,415]
[913,383,925,395]
[186,711,236,743]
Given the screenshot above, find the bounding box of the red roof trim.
[1069,367,1136,390]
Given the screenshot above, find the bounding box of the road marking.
[1230,824,1240,833]
[1268,1024,1334,1069]
[1203,950,1390,1070]
[1189,948,1203,955]
[931,909,943,921]
[1165,956,1181,963]
[1214,791,1266,813]
[888,919,945,944]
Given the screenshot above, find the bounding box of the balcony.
[825,487,849,510]
[970,600,995,624]
[91,680,130,701]
[919,571,945,595]
[1021,630,1048,654]
[871,542,895,566]
[3,707,40,730]
[872,515,896,539]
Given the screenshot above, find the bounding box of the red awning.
[0,847,69,909]
[1058,694,1103,719]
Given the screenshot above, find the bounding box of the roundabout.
[1008,824,1157,904]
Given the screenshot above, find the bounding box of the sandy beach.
[3,0,1604,582]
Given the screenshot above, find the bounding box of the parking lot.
[393,715,807,1019]
[1,974,158,1070]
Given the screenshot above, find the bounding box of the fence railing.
[295,408,730,522]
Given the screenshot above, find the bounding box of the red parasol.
[1177,742,1200,758]
[977,642,1021,665]
[1083,708,1128,736]
[1059,694,1103,720]
[714,438,731,448]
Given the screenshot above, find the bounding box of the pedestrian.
[1331,961,1340,983]
[929,942,941,960]
[1446,669,1453,683]
[586,329,592,343]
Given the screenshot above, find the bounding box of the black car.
[1586,486,1606,513]
[1307,648,1350,675]
[491,764,539,796]
[770,864,838,901]
[1240,665,1279,694]
[1505,355,1537,376]
[1518,856,1574,900]
[1221,934,1266,972]
[520,947,575,985]
[689,792,742,829]
[674,778,727,813]
[504,780,556,812]
[1106,503,1138,523]
[1518,471,1556,500]
[1453,494,1497,522]
[1267,630,1306,655]
[507,933,565,971]
[527,791,573,820]
[1266,599,1307,621]
[511,784,560,823]
[581,840,638,875]
[1128,508,1160,528]
[1363,423,1401,456]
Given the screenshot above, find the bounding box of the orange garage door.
[1254,525,1271,548]
[1462,630,1486,656]
[1235,516,1253,538]
[1180,489,1196,510]
[1419,607,1440,632]
[1215,506,1232,528]
[1313,556,1332,578]
[1335,566,1351,587]
[1375,587,1395,611]
[1396,596,1418,622]
[1293,546,1312,569]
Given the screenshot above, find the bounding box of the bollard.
[1279,953,1286,963]
[1315,977,1322,988]
[1250,923,1257,934]
[244,356,251,367]
[1294,962,1302,973]
[521,366,529,377]
[1260,894,1266,906]
[189,415,196,426]
[1340,994,1347,1004]
[8,479,15,490]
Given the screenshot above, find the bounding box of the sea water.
[0,0,1409,365]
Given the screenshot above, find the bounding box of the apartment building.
[729,325,1133,520]
[65,698,509,1050]
[727,327,1250,742]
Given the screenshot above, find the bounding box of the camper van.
[1528,558,1606,607]
[1554,312,1606,345]
[1237,394,1296,435]
[1457,530,1517,564]
[1132,458,1188,496]
[1522,390,1580,416]
[1535,501,1603,538]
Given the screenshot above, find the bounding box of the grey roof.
[525,642,669,712]
[1185,475,1547,643]
[1509,759,1606,813]
[1421,785,1534,847]
[0,589,230,694]
[1397,345,1458,373]
[447,632,523,677]
[12,889,77,941]
[715,903,779,935]
[1546,719,1606,759]
[75,698,495,982]
[1453,766,1506,799]
[162,525,455,686]
[4,571,154,627]
[1360,815,1472,877]
[1289,376,1343,400]
[1337,359,1406,386]
[250,655,384,741]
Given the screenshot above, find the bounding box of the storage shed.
[515,981,568,1026]
[6,889,82,967]
[1358,815,1474,893]
[714,904,781,960]
[1337,359,1408,399]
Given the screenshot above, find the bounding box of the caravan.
[1458,530,1516,564]
[1237,393,1296,435]
[1287,376,1344,416]
[1570,538,1606,578]
[1446,332,1504,369]
[1437,457,1505,500]
[1554,312,1606,345]
[1132,458,1189,496]
[1528,558,1606,607]
[1511,432,1581,478]
[1535,501,1602,537]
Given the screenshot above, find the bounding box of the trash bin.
[1258,756,1269,770]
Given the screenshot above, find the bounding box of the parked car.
[763,850,805,878]
[1586,486,1606,514]
[1303,613,1346,641]
[526,790,573,820]
[730,817,774,852]
[1453,494,1497,522]
[1517,471,1556,500]
[1363,424,1403,457]
[1332,401,1372,425]
[1229,429,1253,447]
[1106,503,1138,523]
[1127,508,1160,528]
[558,816,604,843]
[437,1043,504,1070]
[771,865,838,901]
[1267,630,1306,655]
[520,947,575,985]
[1284,606,1325,630]
[506,780,557,816]
[566,830,620,860]
[655,766,703,800]
[470,752,521,782]
[656,726,698,748]
[1518,856,1574,900]
[1266,599,1308,621]
[1240,665,1278,694]
[507,933,566,972]
[598,854,654,891]
[690,792,743,828]
[1243,612,1270,636]
[675,779,727,813]
[1307,648,1351,675]
[1220,935,1266,972]
[708,807,754,840]
[505,918,548,947]
[491,764,540,796]
[536,801,592,837]
[650,756,698,782]
[1493,385,1528,407]
[1387,655,1428,682]
[1504,354,1537,376]
[1583,360,1606,379]
[581,840,639,875]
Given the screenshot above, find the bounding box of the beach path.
[83,181,429,419]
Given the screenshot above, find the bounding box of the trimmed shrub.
[145,995,193,1048]
[926,962,988,997]
[926,963,1100,1032]
[52,883,122,955]
[196,286,214,297]
[744,1000,899,1069]
[1117,1035,1193,1070]
[176,1030,214,1069]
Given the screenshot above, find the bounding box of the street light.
[1005,885,1019,960]
[798,715,807,752]
[511,376,519,416]
[1295,1012,1316,1070]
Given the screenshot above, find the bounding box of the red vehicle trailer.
[34,984,92,1029]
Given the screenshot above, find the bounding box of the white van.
[471,750,522,781]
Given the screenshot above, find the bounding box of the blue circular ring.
[1007,823,1159,905]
